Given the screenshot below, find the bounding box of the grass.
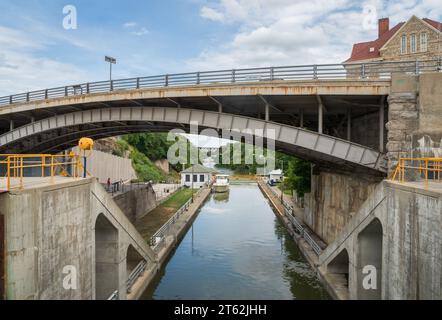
[135,188,194,241]
[161,188,194,209]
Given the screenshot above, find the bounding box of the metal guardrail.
[264,181,323,255]
[1,59,441,107]
[126,260,148,294]
[107,290,119,301]
[150,188,204,250]
[0,153,86,191]
[391,157,442,189]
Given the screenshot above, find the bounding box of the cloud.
[123,22,137,28]
[200,6,225,22]
[0,25,90,96]
[189,0,442,69]
[131,27,149,36]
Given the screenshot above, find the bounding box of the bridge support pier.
[379,98,385,153]
[318,101,323,134]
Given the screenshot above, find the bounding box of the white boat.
[213,174,230,193]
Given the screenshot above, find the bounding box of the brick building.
[344,16,442,77]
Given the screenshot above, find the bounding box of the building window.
[401,34,407,54]
[420,32,428,52]
[200,175,205,182]
[185,175,190,182]
[410,34,417,53]
[193,175,198,182]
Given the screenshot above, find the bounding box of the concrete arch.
[326,248,350,298]
[357,218,383,300]
[94,213,119,300]
[0,107,385,175]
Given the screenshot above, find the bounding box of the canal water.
[142,185,330,300]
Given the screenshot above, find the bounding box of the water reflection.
[142,185,330,300]
[213,190,230,203]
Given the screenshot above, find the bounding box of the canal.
[142,185,330,300]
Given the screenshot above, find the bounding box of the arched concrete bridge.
[3,61,425,177]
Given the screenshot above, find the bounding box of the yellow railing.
[0,154,87,191]
[391,157,442,189]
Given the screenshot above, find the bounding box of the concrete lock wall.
[113,184,157,223]
[0,178,156,300]
[320,181,442,300]
[304,169,378,245]
[72,147,137,184]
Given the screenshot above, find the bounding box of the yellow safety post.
[20,156,23,190]
[6,156,10,191]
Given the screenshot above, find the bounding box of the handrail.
[107,290,119,300]
[262,180,323,255]
[390,157,442,189]
[0,153,86,191]
[150,187,204,250]
[1,59,441,107]
[126,260,148,294]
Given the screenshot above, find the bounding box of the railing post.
[7,156,10,191]
[136,78,140,89]
[86,83,90,94]
[26,92,30,102]
[313,65,318,80]
[65,86,68,97]
[45,89,48,99]
[110,80,114,91]
[361,64,366,79]
[232,69,236,83]
[270,67,274,81]
[165,75,169,87]
[415,60,420,74]
[9,96,12,104]
[196,72,200,85]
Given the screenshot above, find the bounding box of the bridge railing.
[1,59,441,107]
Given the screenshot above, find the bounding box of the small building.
[269,169,283,182]
[181,164,217,189]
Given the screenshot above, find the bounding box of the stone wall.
[304,169,378,245]
[386,73,442,171]
[380,16,441,62]
[113,184,157,222]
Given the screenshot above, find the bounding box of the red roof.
[344,17,442,63]
[423,18,442,31]
[344,22,404,63]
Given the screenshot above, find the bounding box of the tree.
[285,158,311,197]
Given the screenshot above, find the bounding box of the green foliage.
[130,148,166,182]
[285,158,311,197]
[123,133,172,161]
[112,139,130,157]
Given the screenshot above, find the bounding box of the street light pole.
[105,56,117,82]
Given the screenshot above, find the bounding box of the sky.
[1,0,441,97]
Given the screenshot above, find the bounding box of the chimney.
[378,18,390,38]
